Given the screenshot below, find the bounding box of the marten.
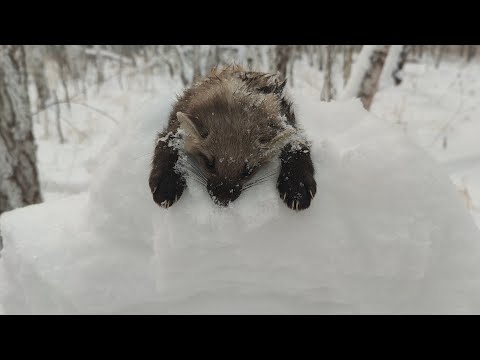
[149,65,316,211]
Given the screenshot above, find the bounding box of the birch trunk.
[275,45,292,79]
[0,45,42,214]
[379,45,411,88]
[321,45,336,101]
[341,45,391,110]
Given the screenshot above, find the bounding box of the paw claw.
[150,170,186,209]
[277,171,316,211]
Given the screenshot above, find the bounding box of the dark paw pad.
[277,171,316,211]
[150,171,186,209]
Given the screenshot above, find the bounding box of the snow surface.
[372,59,480,230]
[32,75,183,202]
[1,85,480,314]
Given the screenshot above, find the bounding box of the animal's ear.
[258,77,287,95]
[177,112,209,139]
[276,78,287,94]
[271,126,296,146]
[257,125,296,150]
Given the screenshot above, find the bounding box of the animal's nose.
[207,181,241,206]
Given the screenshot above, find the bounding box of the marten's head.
[176,68,295,206]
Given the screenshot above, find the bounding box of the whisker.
[242,181,273,192]
[242,177,276,191]
[178,161,207,181]
[133,152,154,161]
[186,171,207,185]
[185,157,207,178]
[252,171,278,182]
[184,175,207,186]
[254,166,280,177]
[244,170,279,187]
[248,168,280,183]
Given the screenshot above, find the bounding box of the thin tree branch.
[32,100,119,125]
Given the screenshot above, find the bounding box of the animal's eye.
[258,135,273,144]
[242,164,254,177]
[202,155,215,172]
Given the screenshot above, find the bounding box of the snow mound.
[2,91,480,314]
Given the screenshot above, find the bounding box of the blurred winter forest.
[1,45,480,218]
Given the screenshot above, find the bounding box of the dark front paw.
[277,142,317,211]
[149,171,186,209]
[277,170,316,211]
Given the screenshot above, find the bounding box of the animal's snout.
[207,181,242,207]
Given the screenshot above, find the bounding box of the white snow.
[0,261,6,315]
[1,85,480,314]
[372,59,480,230]
[32,74,183,202]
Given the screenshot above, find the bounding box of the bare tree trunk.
[49,46,71,109]
[318,45,325,71]
[275,45,292,79]
[358,45,390,110]
[65,45,85,95]
[288,57,295,87]
[343,45,354,86]
[436,45,446,68]
[392,45,411,85]
[27,46,50,113]
[95,45,105,91]
[467,45,476,62]
[380,45,411,88]
[118,56,124,90]
[341,45,391,110]
[321,45,336,101]
[59,61,71,110]
[205,45,218,73]
[287,46,299,87]
[253,45,265,70]
[53,91,65,144]
[308,45,315,67]
[0,45,42,215]
[173,45,189,86]
[192,45,202,83]
[27,46,51,140]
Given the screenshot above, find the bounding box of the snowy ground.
[1,59,480,314]
[33,73,183,202]
[372,59,480,228]
[297,58,480,229]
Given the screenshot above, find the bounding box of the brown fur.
[149,65,317,210]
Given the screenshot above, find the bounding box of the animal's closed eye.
[258,135,274,144]
[242,164,254,178]
[200,153,215,172]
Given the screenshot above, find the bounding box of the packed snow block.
[1,93,480,314]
